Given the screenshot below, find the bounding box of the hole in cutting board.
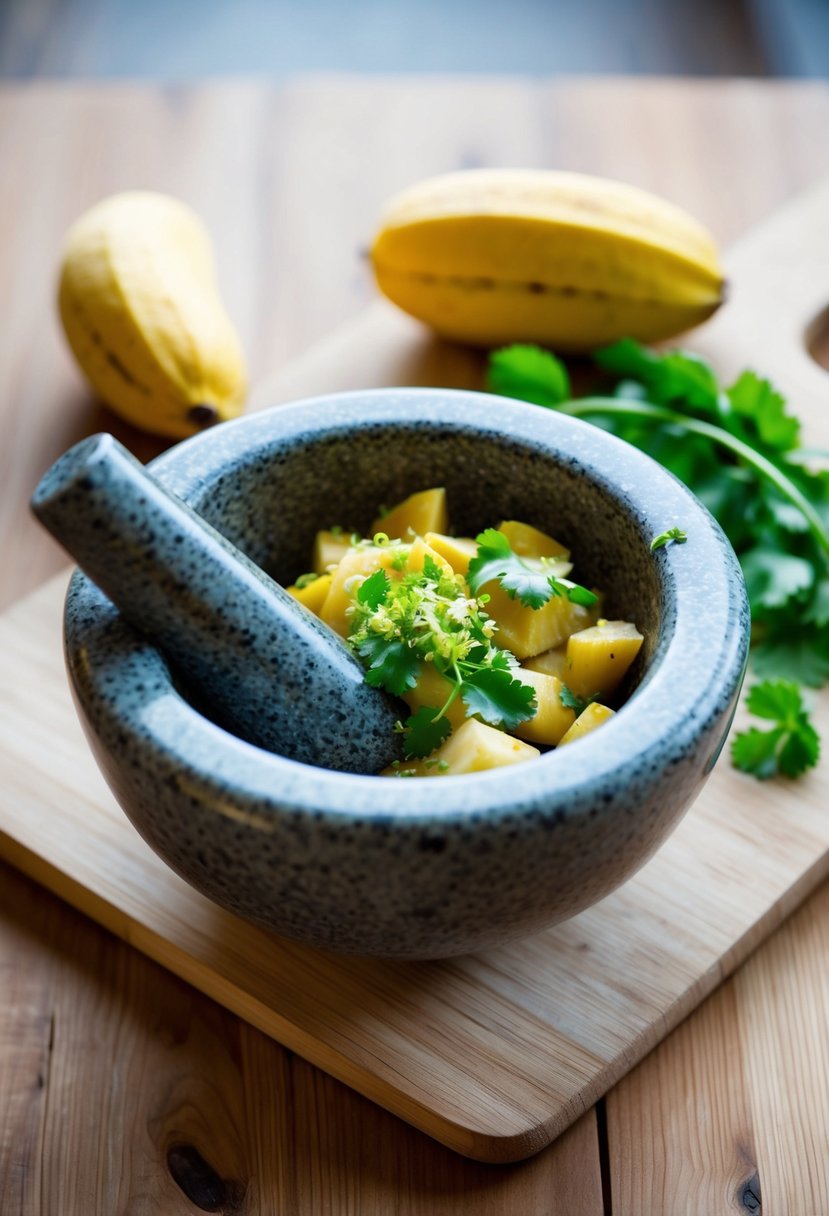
[806,304,829,372]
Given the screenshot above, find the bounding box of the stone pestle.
[31,433,404,774]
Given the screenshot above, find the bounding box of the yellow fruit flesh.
[312,530,356,573]
[484,582,598,660]
[286,574,332,615]
[498,520,569,560]
[383,718,540,777]
[522,646,568,680]
[402,666,467,732]
[558,702,616,746]
[406,536,454,576]
[371,487,448,540]
[423,532,478,575]
[511,668,576,746]
[564,620,644,700]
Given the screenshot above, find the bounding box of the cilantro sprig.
[731,681,820,779]
[486,340,829,778]
[651,527,688,551]
[559,684,599,717]
[347,548,537,759]
[467,528,598,609]
[402,705,453,758]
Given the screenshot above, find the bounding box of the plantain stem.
[558,396,829,564]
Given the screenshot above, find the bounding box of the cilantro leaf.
[778,724,821,778]
[751,627,829,689]
[467,529,550,608]
[727,370,800,453]
[550,578,599,607]
[467,530,596,609]
[650,527,688,551]
[356,637,420,696]
[487,344,571,406]
[764,496,812,534]
[804,578,829,627]
[487,648,515,672]
[731,727,785,780]
[595,339,720,413]
[460,667,537,729]
[294,571,322,589]
[731,680,820,779]
[740,547,815,612]
[744,679,803,722]
[357,567,389,610]
[422,553,443,582]
[559,684,598,716]
[403,706,453,759]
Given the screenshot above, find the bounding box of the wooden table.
[2,77,829,1214]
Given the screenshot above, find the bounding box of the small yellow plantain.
[370,169,725,350]
[58,192,247,438]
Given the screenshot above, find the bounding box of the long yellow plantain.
[58,192,247,438]
[370,169,725,350]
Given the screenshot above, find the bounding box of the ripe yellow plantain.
[58,192,247,439]
[370,169,725,350]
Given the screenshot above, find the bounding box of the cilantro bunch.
[347,547,537,758]
[487,339,828,779]
[731,681,819,780]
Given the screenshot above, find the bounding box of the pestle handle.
[31,433,403,774]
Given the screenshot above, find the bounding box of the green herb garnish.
[559,684,599,717]
[467,528,598,609]
[650,527,688,551]
[402,706,454,759]
[488,344,571,406]
[486,339,829,777]
[731,680,820,779]
[347,546,537,759]
[294,571,323,589]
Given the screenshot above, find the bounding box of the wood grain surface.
[2,77,829,1211]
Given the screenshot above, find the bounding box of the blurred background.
[1,0,828,78]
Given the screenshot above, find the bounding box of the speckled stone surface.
[32,433,402,774]
[57,389,750,959]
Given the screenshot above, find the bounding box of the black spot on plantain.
[188,403,220,427]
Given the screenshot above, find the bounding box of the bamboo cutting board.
[1,182,828,1165]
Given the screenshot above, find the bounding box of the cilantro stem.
[438,671,464,720]
[558,397,829,565]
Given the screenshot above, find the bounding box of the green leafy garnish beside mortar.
[487,340,827,779]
